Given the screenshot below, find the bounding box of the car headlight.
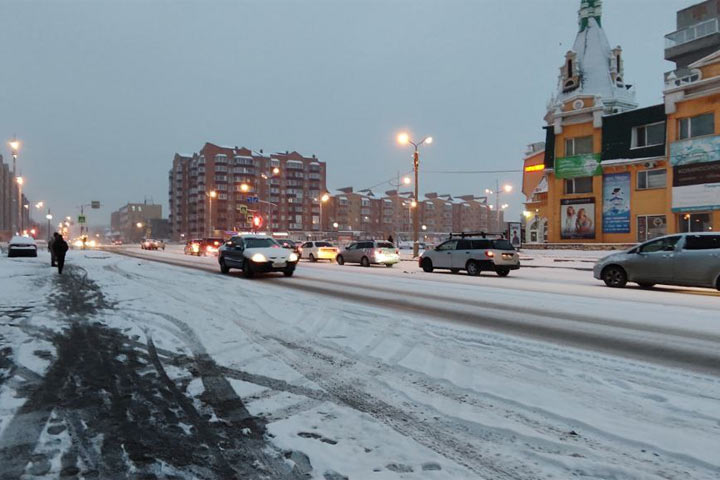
[288,253,298,262]
[251,253,267,263]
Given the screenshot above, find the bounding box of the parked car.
[300,241,339,262]
[218,235,298,277]
[336,240,399,267]
[418,233,520,276]
[7,235,38,257]
[278,239,301,256]
[184,239,203,255]
[112,239,123,246]
[594,233,720,290]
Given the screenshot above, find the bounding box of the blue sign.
[246,196,259,204]
[602,172,631,233]
[670,134,720,166]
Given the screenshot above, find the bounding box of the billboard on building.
[670,135,720,166]
[560,197,595,239]
[555,154,602,179]
[672,160,720,212]
[602,172,631,233]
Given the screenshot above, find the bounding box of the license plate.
[273,262,286,268]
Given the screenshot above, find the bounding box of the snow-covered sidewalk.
[1,251,719,479]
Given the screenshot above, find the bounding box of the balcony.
[665,18,720,61]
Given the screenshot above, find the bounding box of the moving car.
[418,233,520,276]
[300,241,339,262]
[202,237,223,256]
[218,235,298,277]
[141,238,160,250]
[7,235,38,257]
[336,240,399,267]
[594,233,720,290]
[278,239,301,256]
[184,239,202,255]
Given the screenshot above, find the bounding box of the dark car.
[202,237,224,256]
[278,239,300,256]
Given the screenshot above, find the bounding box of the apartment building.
[110,202,163,242]
[169,143,327,239]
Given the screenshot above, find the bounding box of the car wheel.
[496,268,510,277]
[336,255,345,265]
[421,258,433,273]
[219,258,230,274]
[450,268,460,274]
[637,282,655,289]
[466,260,481,276]
[385,263,393,268]
[361,256,370,267]
[310,253,317,262]
[283,267,295,277]
[242,260,255,278]
[602,265,627,288]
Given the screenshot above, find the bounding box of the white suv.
[419,234,520,276]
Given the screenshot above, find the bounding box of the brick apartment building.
[169,143,327,239]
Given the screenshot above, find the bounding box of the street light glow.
[136,222,143,228]
[424,137,433,145]
[397,132,410,145]
[272,167,280,175]
[321,193,330,203]
[503,184,513,193]
[16,176,23,185]
[421,225,427,231]
[8,140,20,151]
[239,184,249,193]
[35,202,44,209]
[410,200,417,208]
[333,222,339,228]
[402,176,411,185]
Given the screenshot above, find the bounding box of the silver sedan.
[593,233,720,290]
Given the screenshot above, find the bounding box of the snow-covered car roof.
[9,235,37,244]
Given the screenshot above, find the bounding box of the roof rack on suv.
[448,232,505,239]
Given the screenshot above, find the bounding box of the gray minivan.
[593,233,720,290]
[336,241,399,267]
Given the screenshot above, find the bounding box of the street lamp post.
[8,139,20,234]
[260,166,280,233]
[319,193,329,234]
[206,190,217,237]
[397,133,432,257]
[46,211,53,242]
[16,177,24,233]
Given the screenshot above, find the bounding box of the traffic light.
[252,214,263,229]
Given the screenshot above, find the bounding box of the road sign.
[91,201,101,209]
[78,215,86,224]
[238,205,248,216]
[245,196,259,204]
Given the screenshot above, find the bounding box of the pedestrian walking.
[48,232,58,266]
[387,234,394,245]
[52,234,69,274]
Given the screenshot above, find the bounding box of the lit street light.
[315,193,330,232]
[46,211,53,242]
[206,190,217,236]
[397,132,433,258]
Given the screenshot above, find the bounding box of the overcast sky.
[0,0,694,226]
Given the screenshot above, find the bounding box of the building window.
[637,215,666,242]
[632,122,665,148]
[678,113,714,140]
[564,176,593,194]
[637,169,666,190]
[565,136,593,156]
[678,213,712,232]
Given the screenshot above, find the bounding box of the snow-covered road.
[1,249,719,479]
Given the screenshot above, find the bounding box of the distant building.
[169,143,327,239]
[110,202,162,242]
[0,155,31,240]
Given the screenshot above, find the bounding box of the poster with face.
[603,172,631,233]
[508,222,522,247]
[560,197,595,239]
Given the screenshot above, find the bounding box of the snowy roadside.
[2,250,720,479]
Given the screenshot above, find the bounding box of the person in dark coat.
[48,232,58,266]
[387,234,394,245]
[51,234,69,274]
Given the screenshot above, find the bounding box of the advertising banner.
[602,172,631,233]
[672,160,720,212]
[560,197,595,239]
[670,135,720,166]
[555,153,602,179]
[508,222,522,248]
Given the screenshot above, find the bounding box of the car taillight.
[485,250,494,258]
[376,249,383,256]
[395,249,399,254]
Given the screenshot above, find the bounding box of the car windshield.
[244,237,279,248]
[316,242,333,247]
[491,240,515,251]
[376,242,394,248]
[10,236,35,244]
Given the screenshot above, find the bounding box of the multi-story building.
[522,0,720,244]
[453,195,491,233]
[110,202,163,242]
[169,143,327,239]
[0,155,31,240]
